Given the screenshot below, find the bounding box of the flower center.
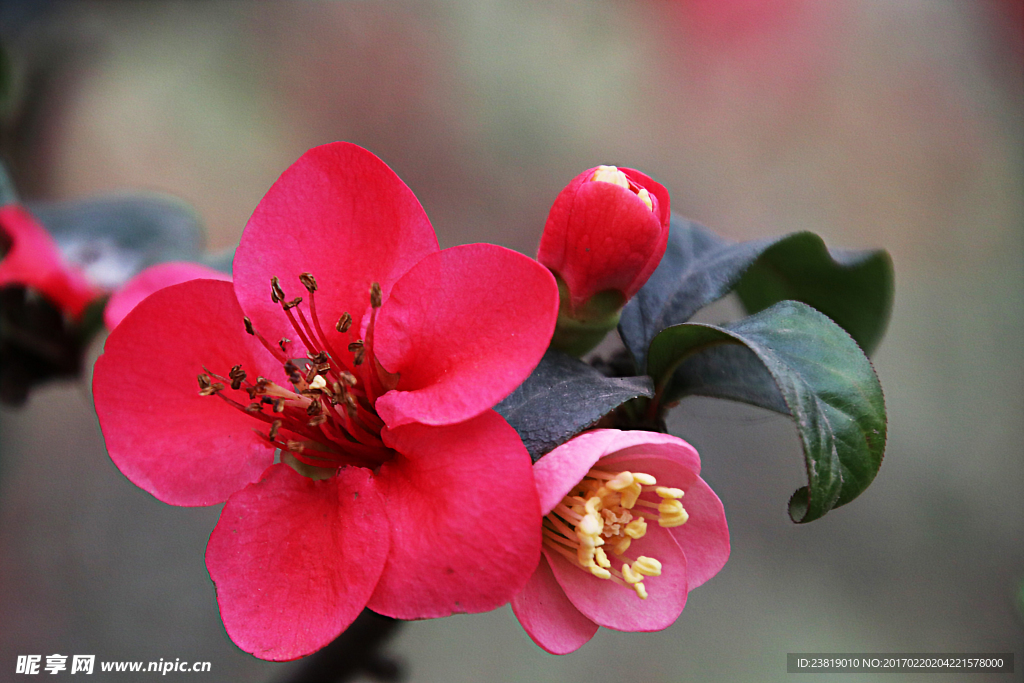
[589,165,654,212]
[197,273,397,477]
[542,467,688,600]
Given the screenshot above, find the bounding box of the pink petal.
[533,430,700,515]
[206,464,388,661]
[545,524,688,632]
[93,279,283,506]
[232,142,438,355]
[0,204,102,317]
[665,476,730,589]
[373,243,558,428]
[366,410,541,618]
[511,556,598,654]
[104,262,230,330]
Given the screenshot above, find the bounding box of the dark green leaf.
[495,349,654,462]
[648,301,886,523]
[29,193,206,290]
[0,159,16,207]
[620,214,893,371]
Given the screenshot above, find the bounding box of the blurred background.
[0,1,1021,681]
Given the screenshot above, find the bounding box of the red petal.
[545,524,688,632]
[511,556,598,654]
[533,430,700,515]
[93,280,282,506]
[366,410,541,618]
[206,464,388,661]
[104,262,230,330]
[0,204,101,317]
[232,142,438,355]
[373,243,558,427]
[665,475,730,589]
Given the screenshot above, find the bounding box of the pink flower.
[537,165,670,315]
[511,429,730,654]
[0,204,102,317]
[93,142,559,661]
[103,261,230,329]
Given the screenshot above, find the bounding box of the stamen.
[336,312,352,333]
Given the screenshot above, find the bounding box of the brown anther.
[279,338,291,353]
[306,400,323,416]
[304,363,317,384]
[284,360,299,375]
[197,373,212,390]
[370,282,382,308]
[245,402,262,413]
[316,363,331,375]
[336,312,353,333]
[348,340,364,352]
[353,349,365,365]
[285,440,305,454]
[254,378,270,395]
[339,371,357,386]
[299,272,318,293]
[199,382,225,397]
[228,365,247,391]
[283,297,303,310]
[310,351,329,364]
[272,398,285,413]
[271,276,286,303]
[344,393,358,416]
[307,414,328,428]
[269,419,282,440]
[243,317,255,335]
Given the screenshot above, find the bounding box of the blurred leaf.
[0,159,16,208]
[29,193,206,290]
[495,349,654,462]
[620,214,893,371]
[648,301,886,523]
[201,246,235,275]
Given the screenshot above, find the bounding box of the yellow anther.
[590,566,612,580]
[658,499,684,516]
[659,508,689,527]
[620,483,642,509]
[584,497,603,515]
[624,517,647,539]
[590,165,630,189]
[637,188,654,212]
[632,556,662,577]
[309,375,327,391]
[579,513,602,537]
[577,546,596,567]
[632,472,657,486]
[595,547,611,569]
[621,563,643,584]
[605,471,634,492]
[656,486,685,499]
[633,582,649,600]
[612,537,632,555]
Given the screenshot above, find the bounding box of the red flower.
[93,142,559,660]
[103,261,230,329]
[0,204,102,317]
[537,165,670,314]
[511,429,730,654]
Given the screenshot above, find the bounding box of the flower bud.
[537,165,669,355]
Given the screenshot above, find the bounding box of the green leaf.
[495,350,654,462]
[0,159,16,208]
[620,214,894,371]
[29,193,206,289]
[648,301,886,523]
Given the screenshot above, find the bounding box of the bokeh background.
[1,1,1021,681]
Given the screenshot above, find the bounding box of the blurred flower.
[93,142,558,661]
[103,261,230,329]
[511,429,729,654]
[538,165,670,355]
[0,203,102,318]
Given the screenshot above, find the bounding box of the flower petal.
[664,475,730,588]
[93,279,282,506]
[0,204,101,317]
[545,524,688,632]
[206,463,388,661]
[374,243,558,428]
[367,410,541,618]
[104,262,230,330]
[233,142,438,355]
[511,556,598,654]
[533,429,700,515]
